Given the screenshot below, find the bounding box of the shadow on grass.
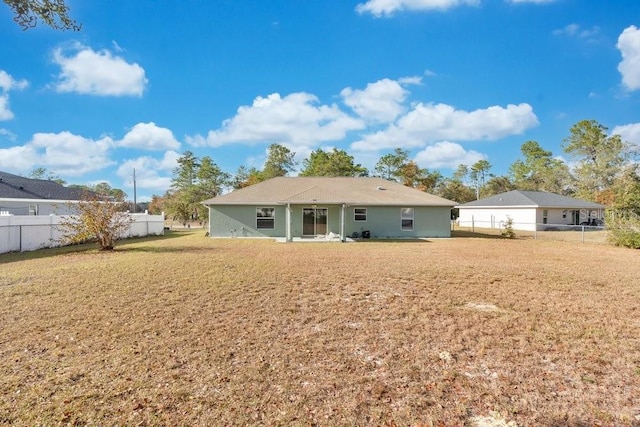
[0,230,191,264]
[451,230,510,240]
[361,238,433,243]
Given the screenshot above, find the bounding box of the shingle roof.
[457,190,605,209]
[203,177,456,207]
[0,171,86,201]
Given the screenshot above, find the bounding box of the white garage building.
[456,190,606,232]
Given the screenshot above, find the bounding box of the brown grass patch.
[1,231,640,425]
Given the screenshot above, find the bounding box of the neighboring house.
[202,176,456,241]
[456,190,606,231]
[0,171,87,215]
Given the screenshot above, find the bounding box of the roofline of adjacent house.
[0,198,83,204]
[455,204,605,209]
[204,200,456,207]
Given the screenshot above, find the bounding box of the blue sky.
[0,0,639,201]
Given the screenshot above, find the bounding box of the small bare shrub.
[57,191,134,251]
[501,216,516,239]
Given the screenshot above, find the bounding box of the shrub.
[501,216,516,239]
[607,210,640,249]
[57,192,134,251]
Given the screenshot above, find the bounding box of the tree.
[563,120,627,202]
[3,0,80,31]
[469,160,492,199]
[91,182,127,202]
[57,191,134,251]
[232,165,262,189]
[509,141,572,194]
[374,148,409,181]
[436,177,475,204]
[262,143,296,179]
[165,152,230,225]
[300,148,368,177]
[192,156,230,222]
[28,167,66,185]
[397,160,442,192]
[483,175,515,197]
[148,195,165,215]
[171,151,200,192]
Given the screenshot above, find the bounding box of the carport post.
[340,204,346,242]
[285,203,292,242]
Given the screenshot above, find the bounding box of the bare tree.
[57,192,134,251]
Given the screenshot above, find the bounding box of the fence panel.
[0,212,165,255]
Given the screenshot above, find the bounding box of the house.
[0,171,87,215]
[456,190,606,231]
[202,177,456,241]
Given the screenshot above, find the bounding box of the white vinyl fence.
[0,212,165,254]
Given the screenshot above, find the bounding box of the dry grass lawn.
[1,231,639,426]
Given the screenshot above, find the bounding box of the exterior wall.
[0,200,77,216]
[345,206,451,238]
[458,207,605,231]
[209,204,452,239]
[209,205,288,238]
[458,207,538,231]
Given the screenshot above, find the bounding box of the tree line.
[156,119,640,230]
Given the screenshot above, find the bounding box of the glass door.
[302,208,328,236]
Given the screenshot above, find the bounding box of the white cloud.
[0,70,28,121]
[617,25,640,91]
[612,123,640,146]
[356,0,479,16]
[187,92,364,148]
[0,96,13,121]
[0,128,17,141]
[51,43,148,96]
[116,151,178,194]
[415,141,487,169]
[351,102,539,151]
[118,122,181,151]
[341,78,413,123]
[24,132,115,176]
[0,145,37,171]
[553,23,600,41]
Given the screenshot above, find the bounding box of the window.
[354,208,367,222]
[256,207,275,229]
[401,208,414,231]
[29,204,38,215]
[542,209,548,225]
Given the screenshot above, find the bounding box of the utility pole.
[133,168,137,213]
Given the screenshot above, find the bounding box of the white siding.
[458,207,538,231]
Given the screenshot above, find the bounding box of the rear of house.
[203,177,456,241]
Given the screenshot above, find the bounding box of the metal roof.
[203,177,457,207]
[457,190,605,209]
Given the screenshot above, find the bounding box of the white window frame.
[401,208,414,231]
[354,207,367,222]
[256,207,275,229]
[542,209,548,225]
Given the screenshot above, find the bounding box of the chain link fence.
[452,219,609,244]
